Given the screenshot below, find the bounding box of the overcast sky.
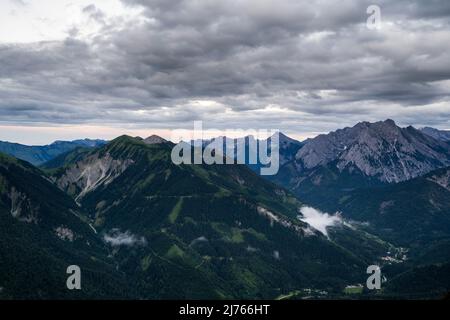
[0,0,450,144]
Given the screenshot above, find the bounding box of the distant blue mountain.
[420,127,450,142]
[0,139,107,166]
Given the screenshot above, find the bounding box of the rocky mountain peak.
[143,135,168,145]
[295,120,450,183]
[274,132,302,146]
[383,118,396,126]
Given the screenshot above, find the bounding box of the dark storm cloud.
[1,0,450,133]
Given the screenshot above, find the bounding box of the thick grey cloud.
[1,0,450,137]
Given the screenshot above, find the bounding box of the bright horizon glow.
[0,125,320,145]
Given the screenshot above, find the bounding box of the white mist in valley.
[299,206,342,237]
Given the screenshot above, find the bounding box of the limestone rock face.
[427,168,450,191]
[295,120,450,183]
[55,152,134,201]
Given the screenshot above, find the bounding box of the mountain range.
[1,135,390,299]
[271,120,450,207]
[1,120,450,299]
[420,127,450,142]
[0,139,107,166]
